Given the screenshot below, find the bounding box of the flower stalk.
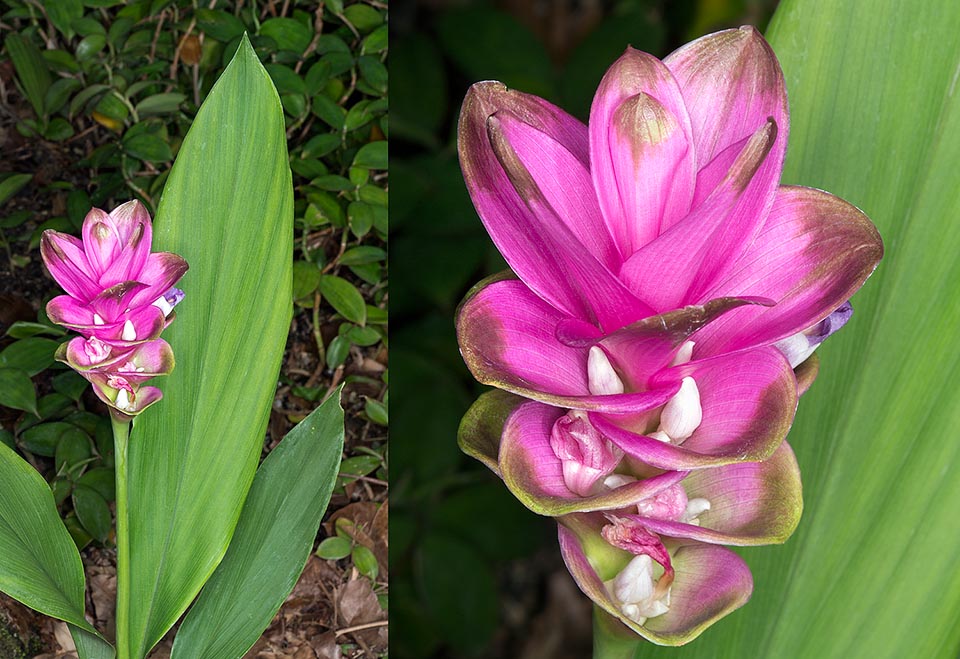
[112,415,132,659]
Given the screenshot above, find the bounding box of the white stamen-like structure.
[152,295,174,317]
[670,340,696,366]
[121,320,136,341]
[608,554,671,624]
[588,346,625,395]
[659,376,702,441]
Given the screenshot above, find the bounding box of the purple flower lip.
[455,25,882,645]
[41,200,187,418]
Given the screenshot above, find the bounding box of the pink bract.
[455,26,882,644]
[41,200,187,418]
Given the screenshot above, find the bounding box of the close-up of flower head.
[40,200,188,417]
[455,26,883,645]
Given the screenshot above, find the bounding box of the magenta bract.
[41,200,187,418]
[455,27,882,644]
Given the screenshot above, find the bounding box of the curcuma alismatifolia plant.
[455,27,883,649]
[0,38,344,659]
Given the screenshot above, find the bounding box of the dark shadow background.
[390,1,779,656]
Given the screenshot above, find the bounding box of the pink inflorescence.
[40,200,188,418]
[455,27,882,644]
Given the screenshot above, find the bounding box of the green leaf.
[0,173,33,206]
[122,133,173,162]
[120,35,294,658]
[196,9,247,42]
[72,485,110,542]
[0,442,96,632]
[78,468,116,502]
[353,141,387,170]
[352,544,378,580]
[5,32,52,118]
[170,392,343,659]
[316,536,352,560]
[292,260,321,300]
[340,246,386,266]
[318,275,366,325]
[134,93,186,116]
[55,429,91,473]
[0,368,37,416]
[47,0,83,38]
[259,17,312,53]
[75,34,107,61]
[20,422,78,457]
[635,4,960,659]
[71,626,116,659]
[341,4,382,34]
[0,337,58,375]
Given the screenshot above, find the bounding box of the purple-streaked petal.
[459,82,652,331]
[492,109,620,271]
[81,208,121,277]
[498,400,688,515]
[99,203,153,287]
[664,26,788,178]
[559,515,752,645]
[590,346,797,470]
[457,277,588,395]
[89,281,151,323]
[693,186,884,356]
[633,442,802,545]
[599,297,770,391]
[589,48,695,253]
[47,295,97,328]
[107,200,153,248]
[124,252,190,308]
[619,119,779,312]
[457,277,680,413]
[40,231,99,301]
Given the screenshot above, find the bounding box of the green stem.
[594,607,641,659]
[111,415,131,659]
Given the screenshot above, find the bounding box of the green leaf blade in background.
[636,1,960,657]
[122,35,294,658]
[0,443,96,633]
[170,390,344,659]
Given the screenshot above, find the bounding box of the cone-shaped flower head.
[455,26,882,645]
[41,201,187,418]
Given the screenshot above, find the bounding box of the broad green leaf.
[0,173,32,205]
[71,627,116,659]
[120,35,294,659]
[353,141,387,170]
[123,133,173,162]
[72,485,110,542]
[0,442,96,632]
[0,337,58,375]
[134,93,186,116]
[259,17,312,53]
[196,9,247,42]
[170,391,344,659]
[0,368,37,415]
[319,274,367,325]
[635,3,960,658]
[46,0,83,38]
[5,32,51,118]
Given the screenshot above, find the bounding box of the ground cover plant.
[0,1,387,656]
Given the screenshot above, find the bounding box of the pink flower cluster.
[456,28,882,644]
[41,200,188,418]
